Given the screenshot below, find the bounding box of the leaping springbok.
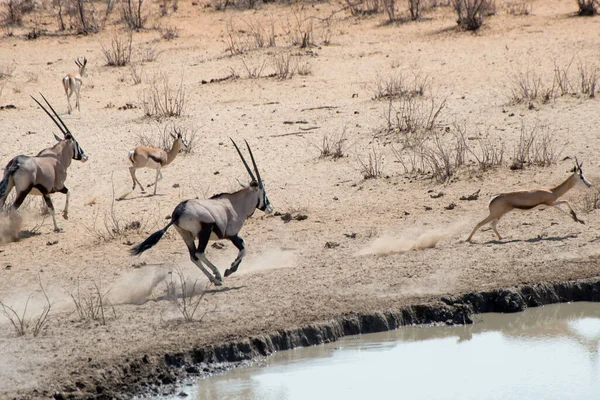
[128,130,187,196]
[130,139,273,286]
[0,94,88,232]
[62,57,87,114]
[467,158,591,242]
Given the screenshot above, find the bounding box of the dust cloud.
[357,224,466,256]
[0,212,22,245]
[228,247,296,276]
[108,265,170,305]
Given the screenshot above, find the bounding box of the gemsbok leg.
[225,235,246,277]
[175,226,222,285]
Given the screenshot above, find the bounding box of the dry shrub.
[577,60,598,98]
[0,62,16,80]
[139,43,160,62]
[165,268,213,322]
[297,61,312,76]
[282,7,315,48]
[121,0,146,30]
[130,62,143,84]
[371,71,430,100]
[2,0,35,26]
[161,24,179,40]
[101,33,133,67]
[68,276,117,325]
[137,123,197,154]
[509,67,553,104]
[243,16,276,49]
[141,72,186,118]
[240,57,267,79]
[384,96,446,144]
[346,0,382,16]
[0,276,52,337]
[452,0,494,30]
[503,0,532,15]
[576,0,598,15]
[510,122,561,170]
[318,129,347,159]
[408,0,423,20]
[358,144,384,179]
[272,53,297,80]
[581,190,600,213]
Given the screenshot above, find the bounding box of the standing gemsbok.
[62,57,87,114]
[130,139,273,286]
[467,158,592,242]
[0,94,88,232]
[128,130,187,196]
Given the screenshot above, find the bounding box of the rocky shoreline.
[47,278,600,400]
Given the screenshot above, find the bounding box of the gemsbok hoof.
[63,213,69,220]
[213,279,224,286]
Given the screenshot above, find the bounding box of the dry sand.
[1,0,600,397]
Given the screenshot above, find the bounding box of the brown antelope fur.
[467,158,592,242]
[128,131,187,195]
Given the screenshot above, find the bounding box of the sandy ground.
[1,0,600,397]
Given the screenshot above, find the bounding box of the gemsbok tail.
[130,221,174,256]
[0,157,21,207]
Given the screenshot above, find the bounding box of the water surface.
[165,302,600,400]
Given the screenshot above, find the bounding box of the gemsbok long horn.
[230,138,257,183]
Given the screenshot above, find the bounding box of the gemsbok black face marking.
[130,139,273,285]
[467,157,592,242]
[0,94,88,232]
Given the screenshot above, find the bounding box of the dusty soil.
[1,0,600,397]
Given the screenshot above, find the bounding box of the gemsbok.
[466,158,592,242]
[62,57,87,114]
[130,139,273,286]
[0,94,88,232]
[128,130,187,196]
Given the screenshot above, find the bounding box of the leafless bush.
[282,8,314,48]
[509,68,553,104]
[2,0,34,26]
[318,129,346,159]
[577,60,598,98]
[346,0,382,16]
[297,61,312,76]
[383,0,396,21]
[225,21,246,55]
[372,71,430,100]
[358,144,384,179]
[581,190,600,213]
[576,0,598,16]
[240,57,267,79]
[165,268,213,322]
[452,0,493,30]
[101,33,133,67]
[408,0,423,19]
[553,59,574,96]
[130,63,143,84]
[72,0,98,33]
[503,0,532,15]
[121,0,145,30]
[510,122,561,170]
[243,17,276,48]
[161,24,178,40]
[454,122,504,171]
[139,43,160,62]
[137,123,197,154]
[68,277,116,325]
[160,0,178,16]
[0,62,16,80]
[272,53,297,80]
[384,96,446,145]
[141,73,186,118]
[0,276,52,337]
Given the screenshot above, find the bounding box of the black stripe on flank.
[148,154,163,164]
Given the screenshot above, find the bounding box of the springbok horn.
[230,138,256,183]
[244,140,262,188]
[40,93,72,136]
[575,156,581,170]
[31,94,68,137]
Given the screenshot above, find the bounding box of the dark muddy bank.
[49,279,600,400]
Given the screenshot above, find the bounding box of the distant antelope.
[467,159,591,242]
[0,94,88,232]
[128,130,187,196]
[131,139,273,286]
[62,57,87,114]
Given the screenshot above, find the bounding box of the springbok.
[131,139,273,285]
[0,94,88,232]
[466,158,591,242]
[62,57,87,114]
[128,131,187,196]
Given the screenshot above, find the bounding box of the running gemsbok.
[0,94,88,232]
[467,158,591,242]
[130,139,273,286]
[128,130,187,196]
[63,57,87,114]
